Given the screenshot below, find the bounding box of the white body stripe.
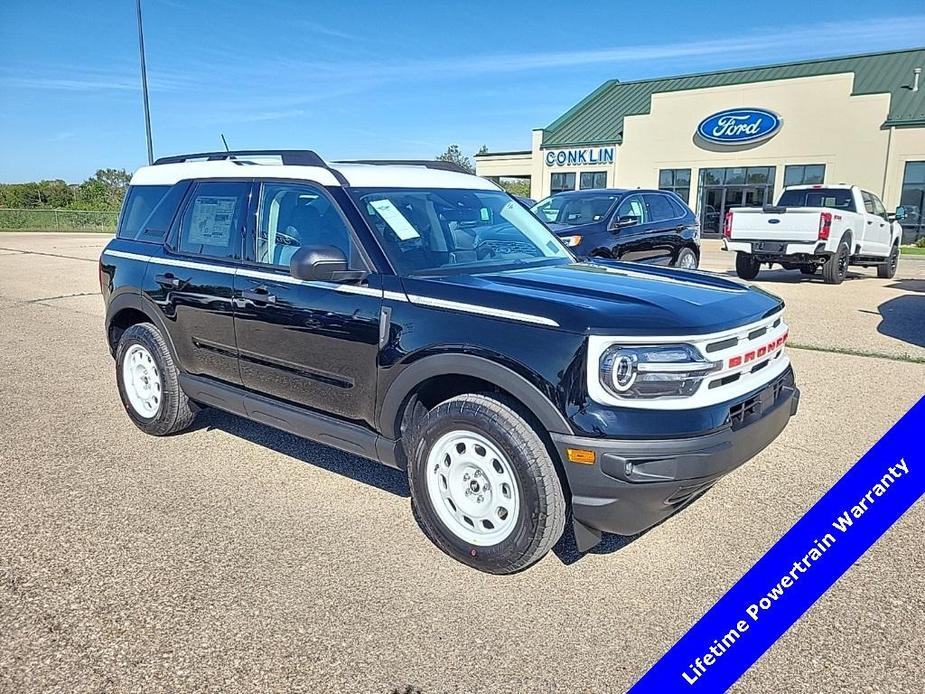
[100,250,557,326]
[405,294,559,327]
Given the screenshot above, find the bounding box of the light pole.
[135,0,154,165]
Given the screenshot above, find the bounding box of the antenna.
[221,133,230,151]
[135,0,154,165]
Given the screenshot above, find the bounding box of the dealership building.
[475,48,925,240]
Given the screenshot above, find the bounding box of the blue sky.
[1,0,924,183]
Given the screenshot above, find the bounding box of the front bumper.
[552,369,799,550]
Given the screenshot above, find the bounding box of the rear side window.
[118,184,187,242]
[176,181,250,259]
[778,188,855,212]
[643,193,677,223]
[666,194,689,218]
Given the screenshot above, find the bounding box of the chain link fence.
[0,208,118,233]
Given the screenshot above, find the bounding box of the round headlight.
[610,352,637,391]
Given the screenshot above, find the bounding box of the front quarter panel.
[377,278,587,438]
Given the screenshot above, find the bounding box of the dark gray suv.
[532,188,700,268]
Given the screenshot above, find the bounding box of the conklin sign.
[697,108,782,145]
[544,147,615,167]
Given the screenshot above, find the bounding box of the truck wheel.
[822,239,850,285]
[406,394,566,574]
[877,243,899,279]
[735,252,760,280]
[673,247,698,269]
[800,266,817,275]
[115,323,197,436]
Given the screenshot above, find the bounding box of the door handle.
[154,273,183,288]
[242,287,277,304]
[674,224,686,231]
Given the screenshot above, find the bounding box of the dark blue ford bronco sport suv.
[100,150,799,574]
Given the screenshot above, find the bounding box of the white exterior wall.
[615,73,901,207]
[883,126,925,208]
[485,71,924,209]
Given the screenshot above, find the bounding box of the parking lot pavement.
[1,232,923,693]
[700,239,925,361]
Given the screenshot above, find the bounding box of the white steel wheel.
[121,344,162,418]
[425,430,521,546]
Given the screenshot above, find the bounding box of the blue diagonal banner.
[628,396,925,693]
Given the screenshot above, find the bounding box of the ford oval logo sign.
[697,108,782,145]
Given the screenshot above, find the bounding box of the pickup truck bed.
[723,185,902,284]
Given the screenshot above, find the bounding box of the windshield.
[531,192,619,226]
[778,188,855,212]
[348,188,573,276]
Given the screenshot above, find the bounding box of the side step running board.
[178,374,402,469]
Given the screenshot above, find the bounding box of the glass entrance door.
[698,167,776,237]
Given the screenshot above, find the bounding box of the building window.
[579,171,607,190]
[658,169,691,203]
[550,172,576,194]
[900,161,925,243]
[784,164,826,187]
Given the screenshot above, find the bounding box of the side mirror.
[894,206,907,221]
[290,245,366,283]
[609,215,639,231]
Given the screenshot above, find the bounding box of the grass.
[900,245,925,256]
[788,342,925,365]
[0,228,114,234]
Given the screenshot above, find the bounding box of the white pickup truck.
[723,184,904,284]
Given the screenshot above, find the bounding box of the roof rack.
[336,159,472,175]
[153,149,327,167]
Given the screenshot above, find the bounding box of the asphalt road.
[1,233,923,693]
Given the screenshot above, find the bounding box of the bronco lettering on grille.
[727,331,789,369]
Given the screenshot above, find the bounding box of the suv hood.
[401,260,783,335]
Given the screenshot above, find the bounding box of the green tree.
[436,144,488,174]
[74,168,130,210]
[499,178,531,198]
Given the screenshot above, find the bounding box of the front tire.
[877,243,899,279]
[407,394,566,574]
[735,252,760,280]
[115,323,197,436]
[822,238,850,284]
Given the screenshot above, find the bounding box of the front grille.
[728,371,789,428]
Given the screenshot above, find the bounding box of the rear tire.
[406,394,566,574]
[822,238,850,285]
[673,247,698,269]
[115,323,197,436]
[877,243,899,279]
[735,252,760,280]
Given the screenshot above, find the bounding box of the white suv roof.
[130,150,498,191]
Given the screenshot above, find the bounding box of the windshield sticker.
[188,196,237,246]
[369,199,420,241]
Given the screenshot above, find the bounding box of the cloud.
[298,20,357,41]
[347,15,925,78]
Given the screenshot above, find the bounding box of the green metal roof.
[542,48,925,148]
